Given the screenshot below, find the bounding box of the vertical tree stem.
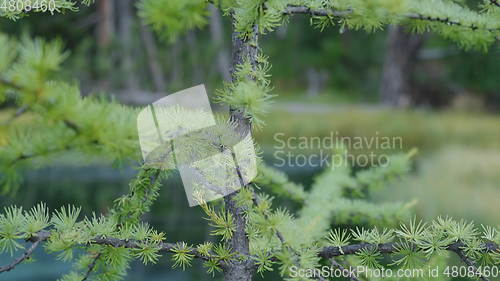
[222,20,259,281]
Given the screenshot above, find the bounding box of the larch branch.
[283,5,352,17]
[22,230,210,261]
[81,253,102,281]
[283,5,499,32]
[0,233,44,273]
[330,258,362,281]
[319,241,498,281]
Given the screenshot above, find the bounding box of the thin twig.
[449,243,492,281]
[284,5,500,32]
[0,106,28,126]
[250,189,285,244]
[81,253,102,281]
[26,230,210,261]
[0,235,44,273]
[330,258,362,281]
[0,77,22,90]
[319,241,497,281]
[283,5,352,17]
[319,241,498,258]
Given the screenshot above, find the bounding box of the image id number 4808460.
[443,266,498,278]
[1,0,56,13]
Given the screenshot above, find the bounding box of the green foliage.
[319,217,499,272]
[0,206,24,255]
[396,217,428,243]
[138,0,209,42]
[354,148,416,191]
[24,203,50,235]
[255,162,306,202]
[326,228,351,253]
[357,247,383,269]
[227,0,500,50]
[112,168,164,224]
[391,241,426,268]
[171,242,195,270]
[202,204,235,241]
[0,34,140,193]
[0,167,169,279]
[216,55,274,129]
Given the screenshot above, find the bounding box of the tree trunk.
[209,5,231,81]
[306,67,328,97]
[185,31,204,84]
[169,40,183,88]
[140,24,167,92]
[96,0,115,90]
[380,25,425,107]
[222,19,259,281]
[97,0,114,48]
[117,0,139,90]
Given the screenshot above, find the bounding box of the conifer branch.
[319,240,498,258]
[0,77,116,167]
[91,236,209,260]
[63,119,81,134]
[404,13,499,32]
[0,77,83,136]
[0,106,28,126]
[10,145,74,165]
[330,259,362,281]
[283,5,499,32]
[283,5,352,17]
[0,233,44,273]
[319,241,497,281]
[81,253,102,281]
[251,189,285,244]
[0,77,22,90]
[24,230,211,261]
[450,244,492,281]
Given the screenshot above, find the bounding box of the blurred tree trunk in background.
[96,0,115,90]
[380,25,425,107]
[169,40,183,88]
[186,30,204,84]
[306,67,328,97]
[209,5,231,81]
[117,0,139,90]
[140,23,167,92]
[97,0,114,48]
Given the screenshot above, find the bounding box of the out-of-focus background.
[0,1,498,280]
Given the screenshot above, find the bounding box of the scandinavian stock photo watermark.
[137,85,257,207]
[289,265,499,280]
[273,131,403,169]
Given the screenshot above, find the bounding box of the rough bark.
[380,25,425,107]
[229,24,258,137]
[221,21,259,281]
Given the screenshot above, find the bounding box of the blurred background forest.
[0,0,499,280]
